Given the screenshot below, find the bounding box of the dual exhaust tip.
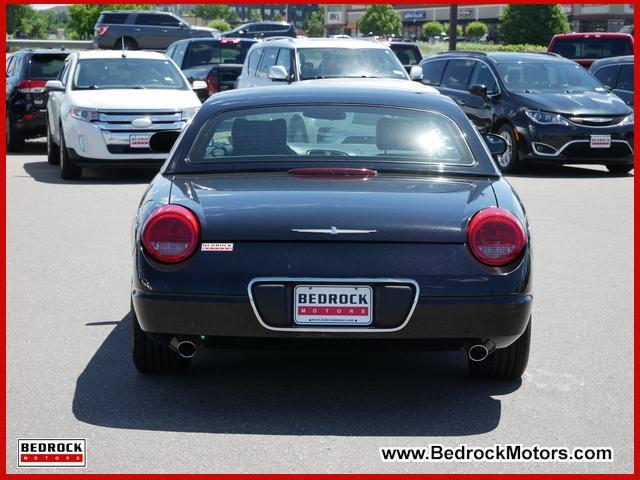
[467,340,496,362]
[170,337,198,359]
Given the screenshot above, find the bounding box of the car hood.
[170,173,496,243]
[190,25,217,32]
[68,89,201,110]
[511,91,632,116]
[302,78,439,94]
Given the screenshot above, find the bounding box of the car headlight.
[69,107,98,122]
[181,107,199,123]
[620,112,634,126]
[524,110,569,126]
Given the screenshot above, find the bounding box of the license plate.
[294,285,372,326]
[590,135,611,149]
[129,134,151,148]
[33,98,44,106]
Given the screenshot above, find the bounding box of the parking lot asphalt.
[6,140,634,473]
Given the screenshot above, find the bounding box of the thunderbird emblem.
[291,226,377,235]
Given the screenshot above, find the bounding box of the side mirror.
[191,80,207,90]
[268,65,289,82]
[149,130,181,153]
[469,84,488,98]
[44,80,65,92]
[409,66,423,81]
[482,133,507,156]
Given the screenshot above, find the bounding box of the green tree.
[6,4,32,35]
[68,4,151,39]
[194,5,234,22]
[304,7,325,37]
[443,22,463,38]
[499,5,569,46]
[422,21,445,38]
[466,21,488,41]
[272,11,283,22]
[208,19,231,33]
[250,10,262,22]
[20,11,48,39]
[358,4,401,36]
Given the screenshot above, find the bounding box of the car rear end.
[12,52,68,138]
[548,33,634,68]
[93,12,129,49]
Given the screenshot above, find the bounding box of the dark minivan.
[589,55,634,107]
[6,49,69,152]
[94,10,219,50]
[419,51,634,174]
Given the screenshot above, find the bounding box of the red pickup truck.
[548,32,634,68]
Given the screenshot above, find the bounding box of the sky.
[32,4,66,10]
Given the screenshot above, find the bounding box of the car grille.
[96,110,184,155]
[567,115,626,126]
[563,141,632,158]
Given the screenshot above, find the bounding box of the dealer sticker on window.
[590,135,611,149]
[294,285,372,326]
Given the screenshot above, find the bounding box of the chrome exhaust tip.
[170,337,198,359]
[468,340,496,362]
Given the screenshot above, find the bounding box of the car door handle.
[163,29,168,32]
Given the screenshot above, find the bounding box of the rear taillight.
[96,25,109,36]
[17,80,47,93]
[467,208,526,266]
[206,73,219,95]
[141,205,200,264]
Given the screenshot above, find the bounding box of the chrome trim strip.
[566,116,627,128]
[531,139,634,157]
[102,129,182,145]
[98,112,182,122]
[291,228,377,235]
[247,277,420,333]
[96,120,185,131]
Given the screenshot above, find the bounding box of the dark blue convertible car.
[131,81,533,380]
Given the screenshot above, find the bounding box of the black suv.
[221,21,297,39]
[6,49,69,152]
[94,10,218,50]
[419,51,634,174]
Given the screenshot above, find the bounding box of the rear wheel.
[7,111,25,153]
[46,118,60,165]
[114,36,138,50]
[59,125,82,180]
[606,164,633,175]
[469,318,531,380]
[495,124,521,173]
[131,302,191,374]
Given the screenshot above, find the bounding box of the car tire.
[468,318,531,380]
[495,124,521,173]
[130,302,191,374]
[114,37,138,50]
[606,164,633,175]
[6,111,25,153]
[59,125,82,180]
[46,118,60,165]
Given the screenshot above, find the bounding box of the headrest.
[376,117,419,151]
[232,118,288,155]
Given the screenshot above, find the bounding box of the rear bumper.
[132,290,532,349]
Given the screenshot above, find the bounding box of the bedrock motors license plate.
[590,134,611,148]
[129,134,151,148]
[294,285,372,326]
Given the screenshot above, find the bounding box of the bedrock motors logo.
[18,439,86,468]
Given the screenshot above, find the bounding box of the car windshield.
[186,105,474,166]
[298,48,407,80]
[551,37,632,59]
[28,54,67,79]
[497,62,606,93]
[183,41,252,68]
[72,58,188,90]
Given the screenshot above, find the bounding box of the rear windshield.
[298,48,407,80]
[28,54,67,79]
[497,62,605,93]
[187,105,474,166]
[183,41,252,68]
[551,37,632,59]
[390,44,422,65]
[97,13,128,24]
[73,58,187,90]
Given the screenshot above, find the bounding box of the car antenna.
[121,37,127,58]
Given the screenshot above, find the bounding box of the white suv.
[46,50,204,179]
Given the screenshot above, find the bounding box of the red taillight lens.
[17,80,47,93]
[206,73,219,95]
[96,25,109,36]
[467,208,526,266]
[141,205,200,264]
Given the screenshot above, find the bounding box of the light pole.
[449,4,458,51]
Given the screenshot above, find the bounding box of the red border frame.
[1,0,637,477]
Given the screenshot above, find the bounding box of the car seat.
[232,118,294,156]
